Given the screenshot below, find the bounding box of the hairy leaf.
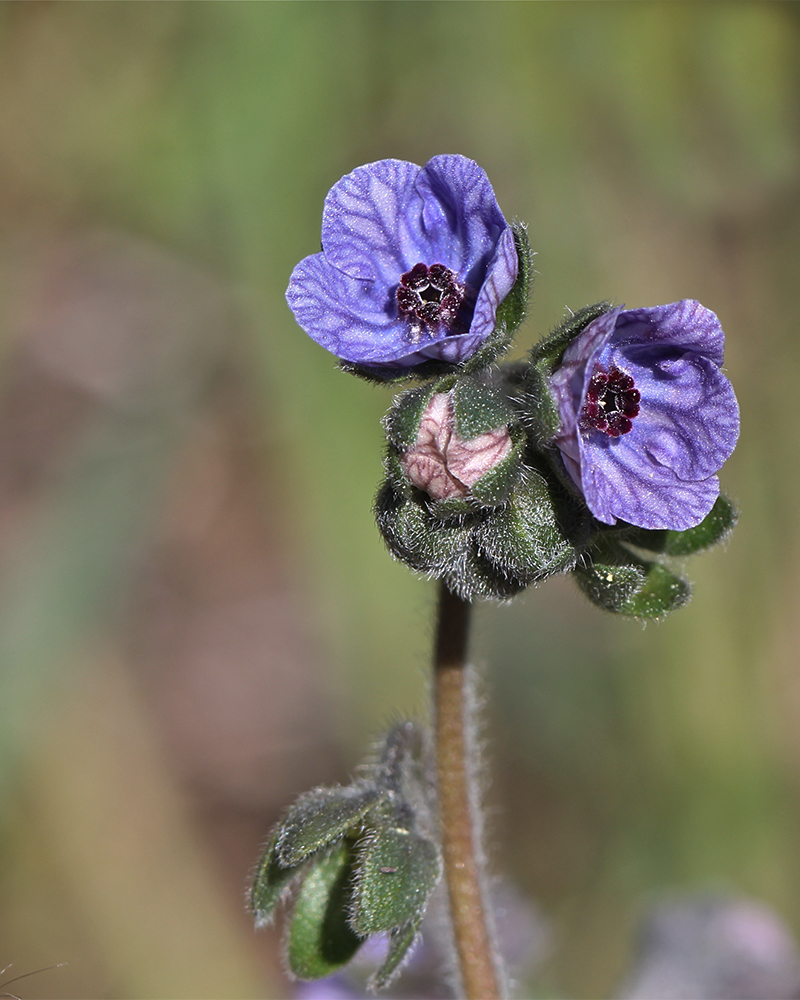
[286,841,363,980]
[351,826,441,935]
[276,783,384,867]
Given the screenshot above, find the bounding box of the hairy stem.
[433,581,503,1000]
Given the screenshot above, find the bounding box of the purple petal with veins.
[550,300,739,530]
[286,156,518,369]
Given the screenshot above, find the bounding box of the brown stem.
[433,581,503,1000]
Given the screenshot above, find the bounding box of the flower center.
[579,364,640,438]
[396,262,465,342]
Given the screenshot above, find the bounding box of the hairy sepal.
[524,302,614,445]
[350,821,442,935]
[462,220,533,374]
[370,918,422,992]
[250,829,307,928]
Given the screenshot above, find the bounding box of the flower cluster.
[286,153,740,612]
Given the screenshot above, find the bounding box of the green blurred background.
[0,2,798,997]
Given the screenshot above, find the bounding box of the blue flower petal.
[470,226,518,344]
[415,155,510,281]
[321,159,422,285]
[582,438,721,530]
[286,254,405,365]
[550,307,622,431]
[614,300,725,366]
[287,156,517,370]
[550,300,739,531]
[608,351,739,482]
[394,329,490,368]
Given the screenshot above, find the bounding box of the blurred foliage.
[0,2,798,997]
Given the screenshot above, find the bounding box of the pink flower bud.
[401,392,513,500]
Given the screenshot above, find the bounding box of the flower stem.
[433,581,503,1000]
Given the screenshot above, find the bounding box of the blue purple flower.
[286,156,518,370]
[549,300,739,531]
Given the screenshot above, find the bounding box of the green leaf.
[250,829,305,927]
[286,841,363,980]
[574,560,646,611]
[624,495,738,556]
[617,561,691,618]
[369,918,421,992]
[351,826,441,935]
[575,546,691,618]
[276,782,385,867]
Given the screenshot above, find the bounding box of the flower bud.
[401,392,513,501]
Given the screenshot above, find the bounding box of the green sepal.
[286,840,364,980]
[495,221,534,340]
[623,495,738,557]
[351,825,442,935]
[250,829,306,927]
[383,384,438,451]
[385,372,516,444]
[383,447,415,499]
[451,376,514,440]
[473,469,578,583]
[463,220,533,374]
[375,480,520,600]
[441,555,529,602]
[468,426,525,506]
[524,302,614,445]
[427,495,476,518]
[575,542,691,618]
[530,301,614,370]
[339,356,457,386]
[376,459,588,601]
[369,918,422,992]
[375,478,474,574]
[384,376,523,508]
[276,783,385,867]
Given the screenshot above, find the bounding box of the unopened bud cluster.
[250,723,439,990]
